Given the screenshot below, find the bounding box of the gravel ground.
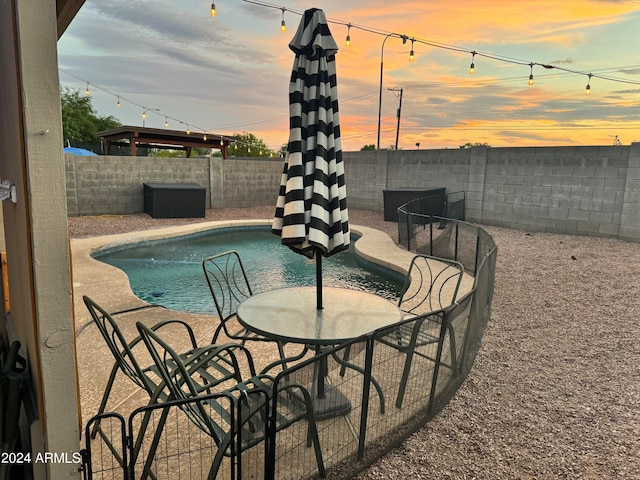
[68,208,640,479]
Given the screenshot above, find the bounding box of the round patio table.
[237,286,402,419]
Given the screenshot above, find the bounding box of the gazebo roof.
[97,126,237,158]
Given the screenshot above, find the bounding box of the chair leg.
[396,349,416,409]
[446,323,458,377]
[135,406,170,480]
[339,344,351,376]
[90,363,119,439]
[332,351,386,414]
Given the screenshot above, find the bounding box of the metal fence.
[80,208,497,479]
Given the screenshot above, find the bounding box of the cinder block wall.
[65,143,640,241]
[66,155,211,215]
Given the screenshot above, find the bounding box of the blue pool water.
[94,227,403,314]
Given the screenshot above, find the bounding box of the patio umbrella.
[272,8,349,310]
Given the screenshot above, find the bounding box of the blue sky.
[57,0,640,151]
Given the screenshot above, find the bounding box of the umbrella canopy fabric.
[272,8,349,260]
[63,147,97,156]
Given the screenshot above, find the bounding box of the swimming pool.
[94,226,404,314]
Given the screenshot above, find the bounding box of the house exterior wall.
[1,0,80,477]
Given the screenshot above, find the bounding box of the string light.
[240,0,640,97]
[85,82,90,96]
[528,63,535,86]
[141,109,147,120]
[346,23,351,47]
[210,2,216,17]
[186,125,191,134]
[164,117,169,128]
[203,133,208,141]
[409,38,415,63]
[280,8,286,33]
[585,73,592,95]
[60,69,262,152]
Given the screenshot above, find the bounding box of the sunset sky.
[57,0,640,152]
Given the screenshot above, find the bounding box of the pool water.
[94,227,403,314]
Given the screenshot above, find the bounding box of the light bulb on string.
[345,24,351,47]
[210,2,216,17]
[116,96,121,108]
[585,74,592,96]
[528,63,534,86]
[186,125,191,135]
[164,117,169,128]
[280,8,286,33]
[409,38,415,63]
[85,82,90,96]
[469,51,476,75]
[203,133,208,141]
[141,110,147,120]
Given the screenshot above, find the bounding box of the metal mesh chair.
[377,255,464,408]
[82,295,201,476]
[203,250,308,370]
[136,321,326,479]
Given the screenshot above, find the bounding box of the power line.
[242,0,640,88]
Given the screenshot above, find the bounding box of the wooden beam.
[56,0,86,39]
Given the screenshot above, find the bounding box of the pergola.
[97,126,237,158]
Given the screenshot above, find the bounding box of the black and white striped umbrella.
[272,8,349,309]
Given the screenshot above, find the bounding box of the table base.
[313,385,351,420]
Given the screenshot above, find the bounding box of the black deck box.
[383,187,447,222]
[143,183,206,218]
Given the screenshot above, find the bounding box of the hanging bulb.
[186,125,191,135]
[469,51,476,75]
[116,96,121,108]
[203,134,208,141]
[85,82,90,96]
[210,2,216,17]
[141,110,147,120]
[280,8,286,33]
[409,38,415,63]
[585,74,592,96]
[346,24,351,47]
[528,63,535,86]
[164,117,169,128]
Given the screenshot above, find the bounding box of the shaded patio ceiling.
[97,126,238,158]
[57,0,85,38]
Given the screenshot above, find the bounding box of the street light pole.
[142,107,160,128]
[377,33,407,150]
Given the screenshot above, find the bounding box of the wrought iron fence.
[80,208,497,479]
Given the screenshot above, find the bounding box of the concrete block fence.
[65,142,640,241]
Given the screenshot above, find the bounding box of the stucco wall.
[65,144,640,241]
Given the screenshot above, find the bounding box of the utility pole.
[388,87,403,150]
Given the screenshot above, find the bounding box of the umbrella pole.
[316,253,323,309]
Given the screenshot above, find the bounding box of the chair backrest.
[398,254,464,315]
[83,295,156,394]
[136,322,237,444]
[202,250,253,321]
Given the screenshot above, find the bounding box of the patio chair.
[376,254,464,408]
[203,250,308,369]
[136,321,326,479]
[82,295,203,475]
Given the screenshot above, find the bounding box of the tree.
[60,88,121,145]
[361,144,376,151]
[227,132,276,157]
[459,142,490,149]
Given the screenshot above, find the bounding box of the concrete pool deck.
[71,219,474,441]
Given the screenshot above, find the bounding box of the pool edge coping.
[70,220,416,323]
